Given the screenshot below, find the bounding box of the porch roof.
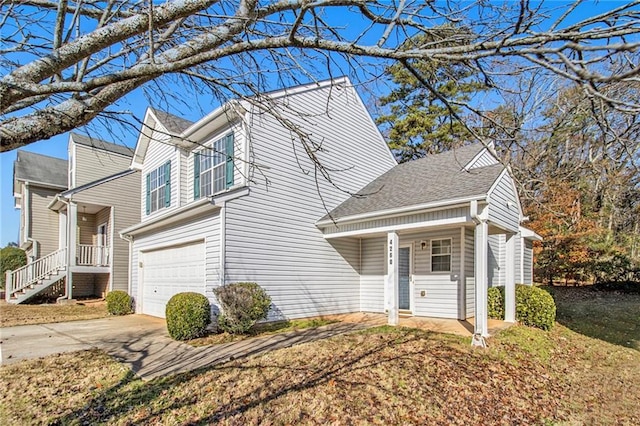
[318,144,503,225]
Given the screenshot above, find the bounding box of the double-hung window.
[431,239,452,272]
[194,133,234,199]
[146,161,171,214]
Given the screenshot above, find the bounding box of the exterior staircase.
[5,248,67,304]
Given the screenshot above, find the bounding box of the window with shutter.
[194,132,234,198]
[146,162,170,214]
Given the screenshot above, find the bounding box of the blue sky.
[0,0,633,246]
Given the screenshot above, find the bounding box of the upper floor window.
[194,133,234,199]
[146,161,171,214]
[431,239,451,272]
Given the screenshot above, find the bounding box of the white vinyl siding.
[523,239,534,284]
[405,229,461,319]
[465,228,475,318]
[359,237,386,313]
[488,234,505,287]
[224,82,396,320]
[466,149,499,170]
[323,206,469,236]
[488,172,520,232]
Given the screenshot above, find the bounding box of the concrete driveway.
[0,315,368,380]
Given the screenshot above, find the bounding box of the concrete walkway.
[0,315,368,380]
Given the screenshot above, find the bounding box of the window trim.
[430,238,452,273]
[194,132,234,200]
[146,161,171,215]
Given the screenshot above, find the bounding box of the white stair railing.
[5,248,67,301]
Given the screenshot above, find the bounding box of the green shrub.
[214,282,271,334]
[0,245,27,289]
[515,284,556,330]
[166,292,211,340]
[105,290,133,315]
[487,286,505,320]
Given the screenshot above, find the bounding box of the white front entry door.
[141,241,205,318]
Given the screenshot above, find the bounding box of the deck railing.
[5,248,67,301]
[76,245,110,266]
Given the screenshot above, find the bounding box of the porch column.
[385,231,399,326]
[67,202,77,299]
[504,233,516,322]
[474,219,489,338]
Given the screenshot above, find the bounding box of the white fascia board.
[520,226,543,241]
[131,108,157,168]
[316,195,486,227]
[323,216,471,239]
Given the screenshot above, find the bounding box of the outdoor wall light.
[420,241,427,250]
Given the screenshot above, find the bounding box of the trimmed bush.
[487,286,505,320]
[1,245,27,289]
[105,290,133,315]
[166,292,211,340]
[515,285,556,330]
[214,282,271,334]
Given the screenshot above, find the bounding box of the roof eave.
[316,195,488,227]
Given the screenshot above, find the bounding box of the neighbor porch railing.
[5,247,67,301]
[76,245,110,266]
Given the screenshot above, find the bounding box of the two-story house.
[121,77,539,339]
[7,133,140,303]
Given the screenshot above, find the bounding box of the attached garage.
[140,241,205,317]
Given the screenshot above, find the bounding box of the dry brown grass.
[0,300,108,327]
[2,325,639,425]
[1,290,638,425]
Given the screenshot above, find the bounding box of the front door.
[97,223,108,265]
[399,246,411,310]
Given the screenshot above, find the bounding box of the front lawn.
[0,300,108,327]
[1,289,639,425]
[550,285,640,350]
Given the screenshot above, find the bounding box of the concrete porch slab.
[323,312,513,337]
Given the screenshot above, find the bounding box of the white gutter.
[317,195,487,227]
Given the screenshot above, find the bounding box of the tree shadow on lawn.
[546,286,640,351]
[51,328,535,425]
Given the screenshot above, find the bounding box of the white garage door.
[141,241,205,318]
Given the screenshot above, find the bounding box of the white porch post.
[504,233,516,322]
[67,202,77,299]
[385,231,399,326]
[474,219,489,339]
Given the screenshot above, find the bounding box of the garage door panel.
[141,242,205,318]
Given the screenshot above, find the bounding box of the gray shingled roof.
[150,108,194,134]
[71,133,134,157]
[14,151,68,188]
[322,144,504,221]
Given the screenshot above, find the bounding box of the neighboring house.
[13,151,68,260]
[6,134,140,303]
[120,77,539,338]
